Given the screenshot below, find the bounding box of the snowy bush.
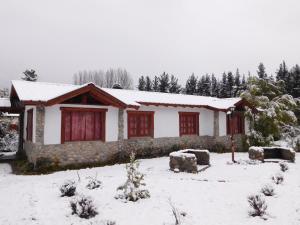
[271,173,284,185]
[279,162,289,172]
[247,194,268,217]
[70,195,97,219]
[104,221,116,225]
[241,77,298,146]
[261,184,275,196]
[60,180,77,197]
[86,176,102,190]
[0,122,18,152]
[115,152,150,202]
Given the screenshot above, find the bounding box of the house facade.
[4,80,251,167]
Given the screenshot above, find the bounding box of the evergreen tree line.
[138,70,246,97]
[137,61,300,98]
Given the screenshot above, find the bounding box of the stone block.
[169,152,197,173]
[179,149,210,165]
[249,146,264,161]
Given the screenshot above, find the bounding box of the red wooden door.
[26,109,33,141]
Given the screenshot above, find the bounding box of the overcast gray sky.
[0,0,299,88]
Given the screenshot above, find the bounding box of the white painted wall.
[23,106,36,143]
[219,111,227,136]
[44,104,119,145]
[42,103,248,144]
[124,106,215,139]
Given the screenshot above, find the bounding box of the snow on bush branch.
[247,194,268,218]
[70,195,97,219]
[241,76,298,146]
[0,122,18,152]
[115,152,150,202]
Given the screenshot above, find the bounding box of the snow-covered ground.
[0,153,299,225]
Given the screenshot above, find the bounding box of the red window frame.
[226,112,245,135]
[179,112,199,136]
[60,107,107,144]
[26,109,33,141]
[127,111,154,138]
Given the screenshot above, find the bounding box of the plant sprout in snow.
[115,152,150,202]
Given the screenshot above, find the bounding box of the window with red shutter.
[179,112,199,136]
[61,108,107,143]
[127,111,154,138]
[226,113,245,135]
[26,109,33,141]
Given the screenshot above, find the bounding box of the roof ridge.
[11,80,79,87]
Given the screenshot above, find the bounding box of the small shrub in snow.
[60,180,76,197]
[86,175,102,190]
[169,200,185,225]
[247,194,267,217]
[70,195,97,219]
[261,184,275,196]
[272,173,284,185]
[115,152,150,202]
[279,162,289,172]
[104,221,116,225]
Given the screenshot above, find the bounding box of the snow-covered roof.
[0,98,11,108]
[11,80,242,110]
[103,88,242,110]
[12,80,88,102]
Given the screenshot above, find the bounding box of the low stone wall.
[24,134,246,168]
[249,146,296,162]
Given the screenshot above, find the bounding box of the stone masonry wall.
[24,134,247,167]
[35,106,45,145]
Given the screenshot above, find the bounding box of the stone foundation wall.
[24,134,247,168]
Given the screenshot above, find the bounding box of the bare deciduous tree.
[73,68,133,89]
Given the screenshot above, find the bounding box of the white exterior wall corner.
[218,111,227,136]
[43,104,119,145]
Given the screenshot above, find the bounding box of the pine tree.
[211,74,218,97]
[152,76,159,92]
[203,74,211,96]
[145,76,153,91]
[227,72,234,97]
[235,69,241,87]
[185,73,197,95]
[169,75,181,93]
[242,74,246,86]
[22,69,38,82]
[257,63,267,79]
[276,61,289,81]
[138,76,146,91]
[158,72,170,93]
[196,75,206,96]
[290,65,300,98]
[219,72,228,98]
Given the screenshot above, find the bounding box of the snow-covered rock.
[169,151,197,173]
[248,146,295,162]
[169,149,210,173]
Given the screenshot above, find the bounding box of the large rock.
[249,146,295,162]
[169,152,197,173]
[249,146,264,161]
[179,149,210,165]
[169,149,210,173]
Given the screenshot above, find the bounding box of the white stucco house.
[0,80,253,168]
